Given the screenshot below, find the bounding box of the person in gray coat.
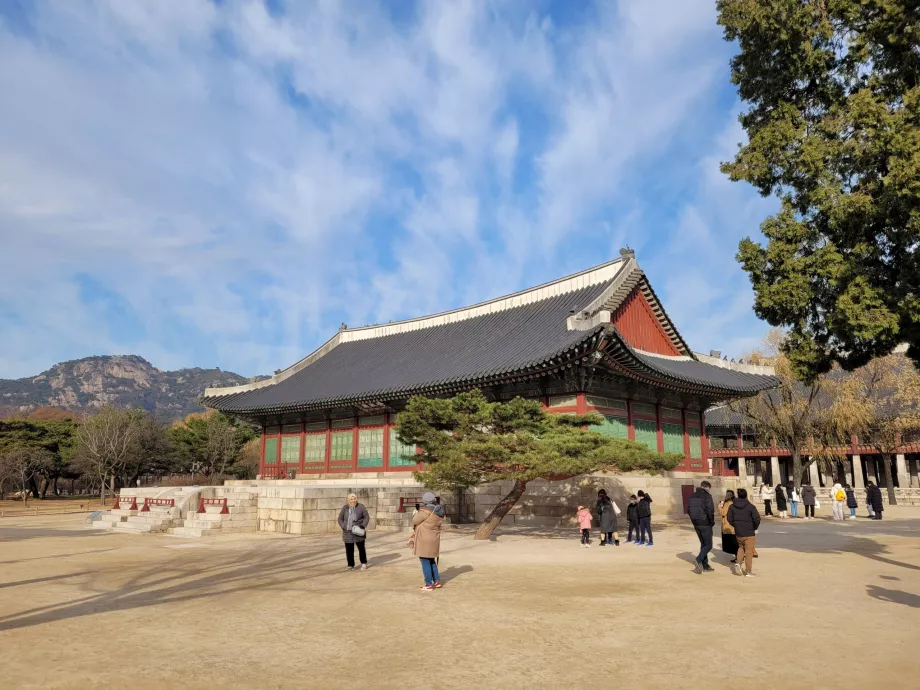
[337,493,370,570]
[595,489,620,546]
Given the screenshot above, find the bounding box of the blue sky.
[0,0,776,379]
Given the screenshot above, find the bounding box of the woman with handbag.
[411,491,445,591]
[720,490,739,565]
[595,489,620,546]
[337,493,370,571]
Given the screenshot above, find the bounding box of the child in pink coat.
[577,505,593,548]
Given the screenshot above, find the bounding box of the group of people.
[336,491,445,591]
[576,489,654,548]
[757,478,886,521]
[688,481,761,576]
[336,472,891,590]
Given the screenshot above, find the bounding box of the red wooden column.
[383,414,392,472]
[351,415,359,473]
[259,429,266,477]
[700,409,710,474]
[575,393,588,414]
[655,404,664,453]
[627,400,635,441]
[298,422,306,475]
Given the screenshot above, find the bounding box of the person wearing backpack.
[687,480,715,573]
[727,488,761,577]
[830,481,847,521]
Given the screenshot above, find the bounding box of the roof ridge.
[339,256,626,343]
[204,257,625,399]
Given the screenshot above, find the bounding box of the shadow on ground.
[0,531,416,632]
[866,585,920,609]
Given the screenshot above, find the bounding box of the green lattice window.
[359,415,385,427]
[661,407,682,421]
[305,421,326,431]
[597,414,628,439]
[264,426,280,435]
[332,419,354,429]
[548,395,578,408]
[634,418,658,450]
[357,428,384,468]
[281,436,301,464]
[330,430,354,469]
[632,402,657,417]
[264,437,278,465]
[685,411,701,424]
[389,430,418,467]
[303,434,326,471]
[688,426,702,459]
[587,395,627,411]
[663,423,684,454]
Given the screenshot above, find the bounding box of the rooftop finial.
[619,246,635,259]
[339,322,348,331]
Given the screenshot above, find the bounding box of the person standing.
[774,484,788,518]
[687,480,715,573]
[337,493,370,571]
[787,480,800,518]
[760,482,775,517]
[577,505,593,547]
[636,490,653,547]
[626,495,640,544]
[595,489,620,546]
[845,484,858,519]
[866,482,884,520]
[719,490,739,565]
[801,481,817,519]
[727,488,761,577]
[830,481,847,521]
[411,492,445,590]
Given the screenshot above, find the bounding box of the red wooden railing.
[140,498,175,512]
[397,496,424,513]
[197,497,229,514]
[112,495,138,510]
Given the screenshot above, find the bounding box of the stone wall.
[443,473,748,527]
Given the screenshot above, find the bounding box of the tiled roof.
[202,255,778,415]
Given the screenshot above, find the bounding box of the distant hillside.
[0,355,265,421]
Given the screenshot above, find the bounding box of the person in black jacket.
[867,482,884,520]
[636,490,653,546]
[626,495,640,543]
[727,488,761,577]
[687,480,715,573]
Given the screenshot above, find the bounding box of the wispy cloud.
[0,0,772,379]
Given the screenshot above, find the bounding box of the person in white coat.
[829,482,847,521]
[759,483,775,517]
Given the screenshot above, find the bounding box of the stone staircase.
[167,488,259,537]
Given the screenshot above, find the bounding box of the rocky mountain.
[0,355,264,421]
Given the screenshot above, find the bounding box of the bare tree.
[236,438,261,479]
[74,406,146,506]
[0,447,54,504]
[729,330,830,487]
[826,354,920,505]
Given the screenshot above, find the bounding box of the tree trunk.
[100,473,107,507]
[881,453,897,506]
[28,474,41,501]
[474,479,527,540]
[791,450,803,490]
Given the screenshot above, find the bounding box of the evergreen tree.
[719,0,920,379]
[396,390,681,540]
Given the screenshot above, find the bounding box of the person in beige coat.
[412,491,444,591]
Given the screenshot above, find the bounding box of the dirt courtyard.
[2,510,919,690]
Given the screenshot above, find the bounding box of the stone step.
[182,519,222,530]
[168,527,212,538]
[114,523,155,533]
